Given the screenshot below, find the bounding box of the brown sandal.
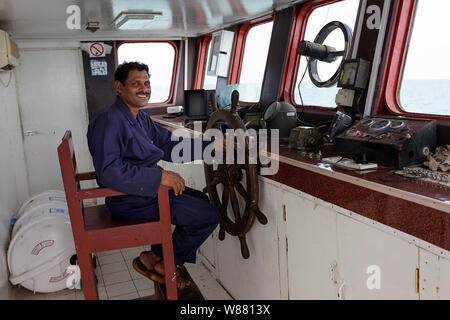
[132,257,165,284]
[132,257,191,290]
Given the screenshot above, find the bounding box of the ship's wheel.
[298,20,353,87]
[203,90,267,259]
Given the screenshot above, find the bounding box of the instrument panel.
[344,118,410,138]
[334,116,437,168]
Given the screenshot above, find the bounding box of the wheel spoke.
[235,182,248,199]
[228,185,242,223]
[221,185,230,215]
[210,177,222,188]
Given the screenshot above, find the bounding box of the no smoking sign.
[80,42,112,58]
[89,42,105,58]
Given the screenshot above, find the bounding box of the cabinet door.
[419,249,440,299]
[439,256,450,299]
[284,191,338,299]
[337,215,419,299]
[215,180,285,299]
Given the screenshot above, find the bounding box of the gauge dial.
[369,119,391,132]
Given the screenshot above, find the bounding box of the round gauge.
[360,119,374,127]
[369,119,391,132]
[263,101,280,121]
[390,120,405,130]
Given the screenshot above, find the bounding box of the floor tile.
[121,246,143,260]
[98,252,124,266]
[133,277,154,291]
[96,249,121,257]
[125,259,144,280]
[138,288,155,298]
[105,281,137,299]
[109,292,139,300]
[100,260,128,275]
[102,270,132,286]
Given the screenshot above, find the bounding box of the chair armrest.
[77,187,126,200]
[157,185,171,223]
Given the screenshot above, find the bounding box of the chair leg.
[77,251,99,300]
[161,241,177,300]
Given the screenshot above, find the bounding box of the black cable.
[296,57,316,127]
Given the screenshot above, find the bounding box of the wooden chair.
[57,130,177,300]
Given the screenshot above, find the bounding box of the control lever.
[325,111,353,141]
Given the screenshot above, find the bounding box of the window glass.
[399,0,450,116]
[294,0,359,107]
[117,42,175,103]
[203,39,218,90]
[238,21,273,102]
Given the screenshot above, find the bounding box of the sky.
[117,42,175,102]
[403,0,450,80]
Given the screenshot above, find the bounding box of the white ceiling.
[0,0,306,40]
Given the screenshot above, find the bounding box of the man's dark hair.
[114,61,150,85]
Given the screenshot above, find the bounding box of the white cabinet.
[440,256,450,299]
[419,249,450,299]
[419,248,440,299]
[283,190,338,299]
[282,187,420,300]
[158,160,448,300]
[214,179,285,299]
[336,215,419,300]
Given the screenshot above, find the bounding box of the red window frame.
[280,0,345,110]
[193,34,212,90]
[228,16,274,103]
[116,40,179,106]
[194,16,273,99]
[377,0,450,121]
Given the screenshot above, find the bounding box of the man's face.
[116,69,151,110]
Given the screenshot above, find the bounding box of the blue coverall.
[87,97,220,266]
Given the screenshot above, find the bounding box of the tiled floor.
[11,246,232,300]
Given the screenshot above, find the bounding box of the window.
[398,0,450,116]
[237,21,273,102]
[117,42,177,104]
[289,0,359,108]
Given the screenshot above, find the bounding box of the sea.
[295,79,450,116]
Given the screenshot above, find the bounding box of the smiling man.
[87,61,220,290]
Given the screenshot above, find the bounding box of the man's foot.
[136,251,191,290]
[139,251,163,274]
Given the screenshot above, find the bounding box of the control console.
[334,116,436,168]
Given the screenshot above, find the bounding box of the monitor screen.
[188,93,205,116]
[183,89,214,120]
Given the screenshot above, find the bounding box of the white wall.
[0,41,91,299]
[0,70,29,299]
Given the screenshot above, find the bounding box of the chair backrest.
[58,130,79,194]
[58,130,127,231]
[57,130,85,233]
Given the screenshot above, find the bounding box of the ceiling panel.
[0,0,304,40]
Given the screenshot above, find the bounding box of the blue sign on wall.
[90,59,108,76]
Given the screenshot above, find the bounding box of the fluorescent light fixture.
[112,11,163,29]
